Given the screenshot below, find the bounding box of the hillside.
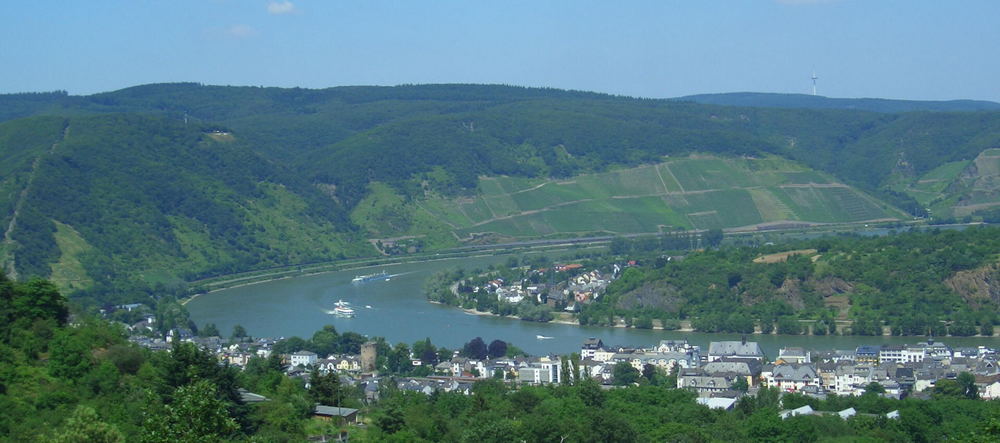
[888,148,1000,218]
[0,114,366,304]
[592,226,1000,336]
[354,155,899,248]
[675,92,1000,113]
[2,83,1000,304]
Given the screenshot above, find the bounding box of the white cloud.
[227,24,258,38]
[267,1,296,15]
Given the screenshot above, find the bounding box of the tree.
[387,343,411,374]
[732,376,749,392]
[609,236,630,255]
[309,368,345,406]
[15,278,69,325]
[199,323,220,337]
[462,337,487,360]
[231,324,248,340]
[310,325,339,357]
[981,320,994,337]
[612,361,640,385]
[48,329,94,379]
[141,380,240,443]
[863,382,885,395]
[487,340,507,359]
[412,337,436,365]
[159,341,241,405]
[934,372,978,399]
[704,228,724,248]
[776,316,802,335]
[336,331,366,354]
[50,405,124,443]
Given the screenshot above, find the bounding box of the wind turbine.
[811,72,818,96]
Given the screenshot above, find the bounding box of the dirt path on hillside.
[2,125,69,279]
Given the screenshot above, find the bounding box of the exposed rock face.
[775,279,806,311]
[811,277,855,297]
[615,281,683,312]
[946,263,1000,307]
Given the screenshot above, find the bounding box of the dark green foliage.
[591,226,1000,335]
[677,92,1000,112]
[462,337,487,360]
[48,329,94,379]
[486,340,507,359]
[363,373,1000,442]
[933,372,979,399]
[612,361,640,386]
[199,323,219,337]
[777,316,803,335]
[140,380,240,443]
[4,84,1000,309]
[704,228,724,248]
[308,368,346,406]
[1,113,360,306]
[231,324,247,339]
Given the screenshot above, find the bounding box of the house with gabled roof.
[762,363,820,392]
[707,338,763,362]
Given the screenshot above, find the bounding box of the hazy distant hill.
[2,83,999,303]
[675,92,1000,113]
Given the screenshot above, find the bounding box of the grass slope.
[890,148,1000,217]
[376,155,902,240]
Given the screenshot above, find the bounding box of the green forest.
[2,84,1000,309]
[586,226,1000,336]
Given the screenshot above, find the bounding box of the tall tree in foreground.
[141,380,240,443]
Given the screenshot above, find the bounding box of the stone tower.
[361,341,377,373]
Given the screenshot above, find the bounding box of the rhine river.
[187,253,1000,357]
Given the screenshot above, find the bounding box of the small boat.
[536,335,553,340]
[365,305,373,309]
[333,300,355,317]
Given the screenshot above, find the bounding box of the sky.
[2,0,999,102]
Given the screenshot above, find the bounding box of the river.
[187,253,1000,357]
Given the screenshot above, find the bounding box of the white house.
[981,381,1000,400]
[290,350,318,368]
[517,357,562,385]
[581,338,605,360]
[777,347,811,364]
[762,364,820,392]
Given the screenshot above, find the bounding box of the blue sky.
[2,0,998,101]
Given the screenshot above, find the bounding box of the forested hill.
[2,83,1000,305]
[4,84,999,205]
[675,92,1000,113]
[0,114,366,306]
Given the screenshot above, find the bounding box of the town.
[126,308,1000,424]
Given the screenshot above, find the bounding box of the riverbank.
[430,298,1000,339]
[181,243,606,304]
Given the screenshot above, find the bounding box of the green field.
[394,155,903,239]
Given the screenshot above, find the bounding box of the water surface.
[188,254,1000,357]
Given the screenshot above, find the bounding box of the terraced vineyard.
[890,148,1000,217]
[415,155,901,239]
